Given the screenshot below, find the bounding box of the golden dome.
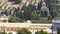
[42,2,46,6]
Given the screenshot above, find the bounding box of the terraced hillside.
[0,0,41,16]
[0,1,18,16]
[0,0,59,23]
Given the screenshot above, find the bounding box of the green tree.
[31,10,40,20]
[35,30,48,34]
[0,31,7,34]
[8,16,22,22]
[17,28,31,34]
[50,3,57,19]
[45,0,57,19]
[8,32,12,34]
[24,5,32,20]
[15,7,21,18]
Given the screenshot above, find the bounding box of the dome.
[41,6,49,12]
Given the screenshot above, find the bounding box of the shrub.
[39,17,52,23]
[35,30,48,34]
[0,31,7,34]
[8,32,12,34]
[3,20,7,22]
[8,16,22,22]
[31,20,40,23]
[17,28,32,34]
[31,17,52,23]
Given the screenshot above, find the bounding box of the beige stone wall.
[0,26,47,31]
[0,23,52,32]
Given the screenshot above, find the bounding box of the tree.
[8,32,12,34]
[45,0,57,19]
[50,3,57,19]
[0,30,7,34]
[8,16,22,22]
[37,1,42,10]
[31,10,40,20]
[17,28,31,34]
[0,32,7,34]
[24,5,32,20]
[35,30,48,34]
[14,7,22,18]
